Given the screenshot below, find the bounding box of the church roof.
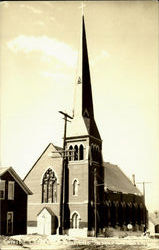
[0,166,32,195]
[23,143,62,181]
[104,162,142,196]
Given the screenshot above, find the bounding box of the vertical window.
[42,168,57,203]
[48,181,52,203]
[79,145,84,160]
[8,182,14,200]
[74,145,78,161]
[73,179,78,196]
[72,212,79,229]
[0,180,5,200]
[43,183,47,203]
[69,145,73,161]
[52,180,57,203]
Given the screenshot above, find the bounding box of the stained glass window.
[42,168,57,203]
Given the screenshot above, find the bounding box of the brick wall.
[24,144,62,222]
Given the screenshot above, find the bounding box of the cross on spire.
[79,1,86,16]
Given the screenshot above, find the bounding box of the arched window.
[74,145,78,161]
[79,144,84,160]
[73,179,78,196]
[72,212,79,229]
[69,145,73,161]
[42,168,57,203]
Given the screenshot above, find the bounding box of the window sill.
[69,160,86,165]
[41,202,58,204]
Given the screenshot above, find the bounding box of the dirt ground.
[0,234,159,250]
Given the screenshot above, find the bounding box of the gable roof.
[0,167,32,195]
[23,143,62,181]
[37,206,55,217]
[104,162,142,196]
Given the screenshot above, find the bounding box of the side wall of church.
[24,144,62,224]
[100,191,146,231]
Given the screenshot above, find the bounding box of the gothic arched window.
[79,144,84,160]
[42,168,57,203]
[69,145,73,161]
[72,212,79,229]
[74,145,78,161]
[73,179,78,196]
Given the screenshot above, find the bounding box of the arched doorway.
[72,212,79,229]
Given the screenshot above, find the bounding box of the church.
[24,16,147,237]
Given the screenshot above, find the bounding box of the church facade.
[24,17,147,236]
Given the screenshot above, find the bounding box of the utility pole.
[59,111,73,234]
[59,111,73,150]
[94,167,97,237]
[93,164,106,237]
[136,181,151,231]
[136,181,151,204]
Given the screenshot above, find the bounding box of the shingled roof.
[104,162,142,196]
[0,167,32,195]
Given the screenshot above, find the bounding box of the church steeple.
[82,16,94,119]
[67,16,101,140]
[74,16,94,119]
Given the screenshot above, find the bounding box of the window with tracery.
[42,168,57,203]
[73,179,78,196]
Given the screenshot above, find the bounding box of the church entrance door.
[6,212,13,235]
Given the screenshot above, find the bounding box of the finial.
[79,1,86,17]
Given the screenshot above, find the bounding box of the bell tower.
[66,16,103,236]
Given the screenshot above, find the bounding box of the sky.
[0,1,158,212]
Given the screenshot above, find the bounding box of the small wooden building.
[0,167,32,235]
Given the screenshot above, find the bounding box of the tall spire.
[67,16,101,140]
[82,16,94,119]
[73,16,94,119]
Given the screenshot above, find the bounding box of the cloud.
[36,21,45,27]
[91,49,110,66]
[0,1,9,8]
[50,17,55,22]
[7,35,77,68]
[41,71,72,82]
[20,4,42,14]
[101,50,110,58]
